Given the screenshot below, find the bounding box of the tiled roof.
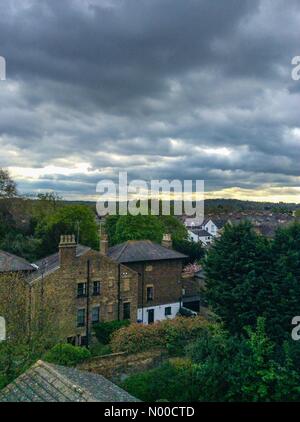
[108,240,187,263]
[0,360,138,402]
[213,219,228,229]
[190,229,211,237]
[203,218,228,229]
[0,250,34,273]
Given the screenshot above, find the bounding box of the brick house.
[0,233,190,345]
[28,235,139,346]
[107,234,187,324]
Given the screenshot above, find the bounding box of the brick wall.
[125,259,184,308]
[32,249,139,343]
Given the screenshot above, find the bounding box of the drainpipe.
[117,264,121,321]
[28,284,32,346]
[86,259,91,349]
[141,264,145,323]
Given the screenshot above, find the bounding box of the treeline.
[0,169,204,263]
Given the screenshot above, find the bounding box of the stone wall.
[78,349,167,382]
[31,247,139,344]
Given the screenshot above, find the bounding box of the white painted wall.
[203,220,218,236]
[137,302,181,324]
[188,230,198,242]
[188,230,212,246]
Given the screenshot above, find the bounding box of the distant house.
[184,217,228,242]
[188,229,212,246]
[201,218,229,237]
[184,217,204,229]
[107,235,187,325]
[0,360,138,402]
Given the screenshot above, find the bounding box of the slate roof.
[191,229,211,237]
[0,360,138,402]
[0,250,34,273]
[27,244,91,282]
[107,240,187,263]
[203,218,228,229]
[213,219,228,229]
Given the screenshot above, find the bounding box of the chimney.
[59,235,77,267]
[162,233,172,249]
[100,229,109,255]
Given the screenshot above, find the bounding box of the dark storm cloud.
[0,0,300,199]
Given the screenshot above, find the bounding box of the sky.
[0,0,300,202]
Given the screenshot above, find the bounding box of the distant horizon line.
[17,195,300,206]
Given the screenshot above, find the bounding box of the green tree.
[203,222,271,335]
[104,215,120,246]
[114,215,164,244]
[159,215,188,242]
[122,359,199,402]
[173,239,204,264]
[35,205,98,256]
[265,223,300,341]
[0,168,17,198]
[188,318,300,402]
[0,272,61,389]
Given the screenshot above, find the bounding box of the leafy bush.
[121,359,199,402]
[93,320,131,345]
[111,317,213,355]
[90,342,112,357]
[43,343,91,366]
[187,318,300,402]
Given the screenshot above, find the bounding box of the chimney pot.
[59,234,77,267]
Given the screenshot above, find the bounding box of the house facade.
[0,233,191,344]
[107,234,187,325]
[28,235,139,346]
[188,229,212,246]
[185,217,228,239]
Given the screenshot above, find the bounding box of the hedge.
[93,320,131,344]
[121,359,199,402]
[111,316,214,355]
[43,343,91,366]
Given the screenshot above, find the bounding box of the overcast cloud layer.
[1,0,300,201]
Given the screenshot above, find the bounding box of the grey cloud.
[0,0,300,199]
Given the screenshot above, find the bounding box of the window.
[93,281,101,296]
[92,306,100,324]
[77,283,87,298]
[146,286,154,302]
[123,302,131,320]
[165,306,172,316]
[77,309,86,327]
